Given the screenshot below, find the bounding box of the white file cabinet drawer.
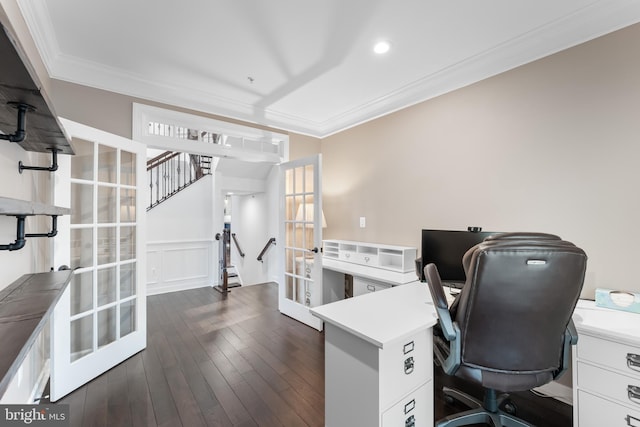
[578,362,640,406]
[381,382,433,427]
[353,277,391,297]
[380,328,432,409]
[578,334,640,377]
[577,390,640,427]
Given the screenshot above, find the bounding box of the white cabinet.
[572,301,640,427]
[322,240,418,293]
[323,240,416,273]
[310,282,437,427]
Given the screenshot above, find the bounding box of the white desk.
[311,282,437,427]
[572,301,640,426]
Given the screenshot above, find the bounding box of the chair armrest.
[555,318,579,380]
[425,263,448,310]
[425,263,456,340]
[567,318,578,345]
[425,263,461,374]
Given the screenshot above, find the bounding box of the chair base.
[437,387,534,427]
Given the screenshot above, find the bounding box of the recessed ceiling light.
[373,40,391,54]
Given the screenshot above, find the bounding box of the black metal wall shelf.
[0,24,73,155]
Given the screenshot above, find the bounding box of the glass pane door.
[279,155,323,330]
[51,119,146,401]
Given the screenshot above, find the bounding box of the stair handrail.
[146,151,180,170]
[231,233,245,258]
[257,237,276,262]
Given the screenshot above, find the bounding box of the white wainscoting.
[147,239,216,295]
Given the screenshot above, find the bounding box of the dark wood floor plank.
[124,353,157,427]
[140,334,182,427]
[80,370,108,427]
[58,381,87,427]
[106,361,133,427]
[162,366,207,427]
[241,369,307,427]
[226,373,285,427]
[198,359,253,426]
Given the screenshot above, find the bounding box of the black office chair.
[425,232,587,427]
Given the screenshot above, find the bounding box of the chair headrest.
[483,232,561,242]
[462,232,573,275]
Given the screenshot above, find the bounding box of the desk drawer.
[578,361,640,409]
[381,382,432,427]
[339,250,356,263]
[356,253,378,267]
[353,277,391,297]
[577,390,640,427]
[578,334,640,379]
[380,329,432,409]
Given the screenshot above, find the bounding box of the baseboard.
[146,281,212,296]
[533,381,573,405]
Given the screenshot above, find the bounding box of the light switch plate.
[359,217,366,228]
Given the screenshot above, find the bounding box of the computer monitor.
[418,229,499,286]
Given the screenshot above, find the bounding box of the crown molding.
[314,0,640,137]
[16,0,640,139]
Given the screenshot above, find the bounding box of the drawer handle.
[627,415,640,427]
[628,353,640,372]
[404,341,415,354]
[364,256,370,262]
[404,356,414,375]
[345,253,350,258]
[366,284,375,292]
[404,399,415,414]
[628,385,640,405]
[405,415,416,427]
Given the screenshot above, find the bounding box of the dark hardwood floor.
[52,283,572,426]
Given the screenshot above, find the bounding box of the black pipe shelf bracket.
[0,197,70,251]
[0,102,35,144]
[19,148,60,173]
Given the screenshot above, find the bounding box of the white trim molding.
[146,239,216,296]
[132,103,289,163]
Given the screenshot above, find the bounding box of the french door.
[50,119,146,401]
[278,155,323,331]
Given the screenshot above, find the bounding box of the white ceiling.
[16,0,640,138]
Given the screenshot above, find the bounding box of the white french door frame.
[278,154,323,331]
[50,118,147,401]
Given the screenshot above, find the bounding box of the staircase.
[147,151,213,210]
[225,264,243,288]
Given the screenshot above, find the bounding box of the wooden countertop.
[0,271,73,396]
[0,196,70,216]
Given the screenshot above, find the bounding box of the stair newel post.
[214,229,231,295]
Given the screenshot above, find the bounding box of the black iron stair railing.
[147,151,212,210]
